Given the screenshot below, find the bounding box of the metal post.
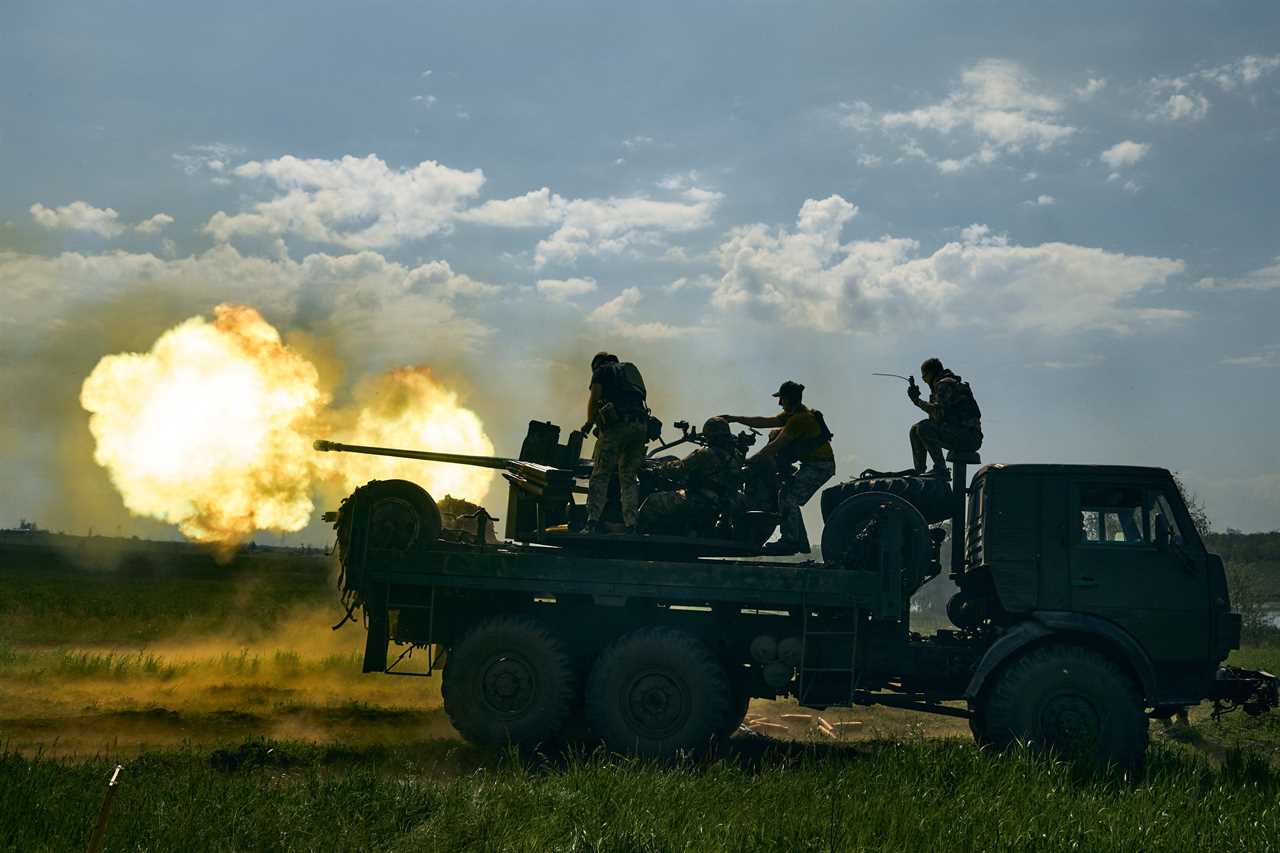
[950,461,968,576]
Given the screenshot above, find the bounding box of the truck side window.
[1147,492,1184,546]
[1078,486,1145,545]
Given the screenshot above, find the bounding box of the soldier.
[640,417,744,537]
[907,357,983,477]
[722,381,835,555]
[581,352,651,534]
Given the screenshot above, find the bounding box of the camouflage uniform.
[910,369,983,473]
[779,458,836,551]
[642,443,743,536]
[586,419,648,527]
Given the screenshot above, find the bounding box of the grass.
[4,541,1280,850]
[3,738,1280,852]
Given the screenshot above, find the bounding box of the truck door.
[1067,481,1210,665]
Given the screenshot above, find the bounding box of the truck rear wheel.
[585,627,730,758]
[442,616,575,748]
[978,643,1148,768]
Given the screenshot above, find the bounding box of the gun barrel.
[313,439,513,470]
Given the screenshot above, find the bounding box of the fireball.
[80,304,494,549]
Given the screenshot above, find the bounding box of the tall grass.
[2,739,1279,853]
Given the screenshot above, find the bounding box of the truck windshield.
[1079,485,1145,544]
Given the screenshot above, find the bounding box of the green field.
[3,538,1280,851]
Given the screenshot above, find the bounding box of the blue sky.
[3,0,1279,538]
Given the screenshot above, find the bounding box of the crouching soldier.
[582,352,651,534]
[908,357,982,477]
[722,381,835,555]
[640,417,743,537]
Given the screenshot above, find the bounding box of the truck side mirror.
[1154,513,1171,549]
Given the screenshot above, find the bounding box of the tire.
[585,627,731,758]
[717,665,752,740]
[360,479,442,551]
[442,616,575,748]
[979,643,1148,768]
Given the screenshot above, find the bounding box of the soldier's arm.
[722,414,787,428]
[754,429,794,460]
[582,383,602,433]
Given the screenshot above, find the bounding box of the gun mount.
[317,419,781,561]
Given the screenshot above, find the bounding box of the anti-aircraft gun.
[315,418,780,562]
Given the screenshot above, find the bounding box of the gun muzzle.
[313,439,336,452]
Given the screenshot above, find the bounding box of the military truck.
[318,420,1276,767]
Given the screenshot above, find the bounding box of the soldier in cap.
[721,381,835,554]
[907,357,983,477]
[640,417,744,537]
[581,351,651,534]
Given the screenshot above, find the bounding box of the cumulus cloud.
[877,59,1076,165]
[1101,140,1150,169]
[457,188,566,227]
[533,190,721,268]
[30,202,125,237]
[1148,53,1280,122]
[585,286,687,340]
[1023,194,1057,206]
[134,213,174,235]
[206,154,486,249]
[536,276,598,302]
[712,195,1187,335]
[1196,258,1280,291]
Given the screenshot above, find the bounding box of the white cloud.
[1023,194,1056,206]
[836,100,875,131]
[411,94,437,107]
[1147,53,1280,122]
[712,195,1187,335]
[206,154,486,249]
[879,59,1076,160]
[134,213,174,235]
[533,191,721,268]
[621,135,656,149]
[173,143,244,180]
[30,201,125,237]
[458,188,566,227]
[585,286,687,340]
[1100,140,1150,170]
[1074,78,1107,99]
[856,153,883,167]
[1196,258,1280,291]
[536,276,598,302]
[1152,92,1210,122]
[1222,345,1280,368]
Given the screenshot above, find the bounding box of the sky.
[2,0,1279,541]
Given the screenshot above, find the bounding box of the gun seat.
[945,450,982,465]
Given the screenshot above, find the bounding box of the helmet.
[591,351,619,370]
[702,417,731,442]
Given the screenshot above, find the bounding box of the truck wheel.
[717,666,752,739]
[442,616,575,748]
[585,627,730,758]
[980,644,1148,768]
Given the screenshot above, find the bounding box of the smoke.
[77,304,496,550]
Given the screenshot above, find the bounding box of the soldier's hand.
[579,422,593,436]
[907,385,921,402]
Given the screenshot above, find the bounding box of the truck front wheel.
[585,627,730,758]
[977,643,1148,768]
[442,616,575,748]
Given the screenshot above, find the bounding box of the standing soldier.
[722,381,835,555]
[581,352,651,534]
[907,357,983,477]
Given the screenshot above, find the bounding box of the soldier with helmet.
[639,417,745,537]
[581,351,652,534]
[906,357,983,477]
[722,381,835,555]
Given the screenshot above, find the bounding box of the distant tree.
[1171,472,1211,538]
